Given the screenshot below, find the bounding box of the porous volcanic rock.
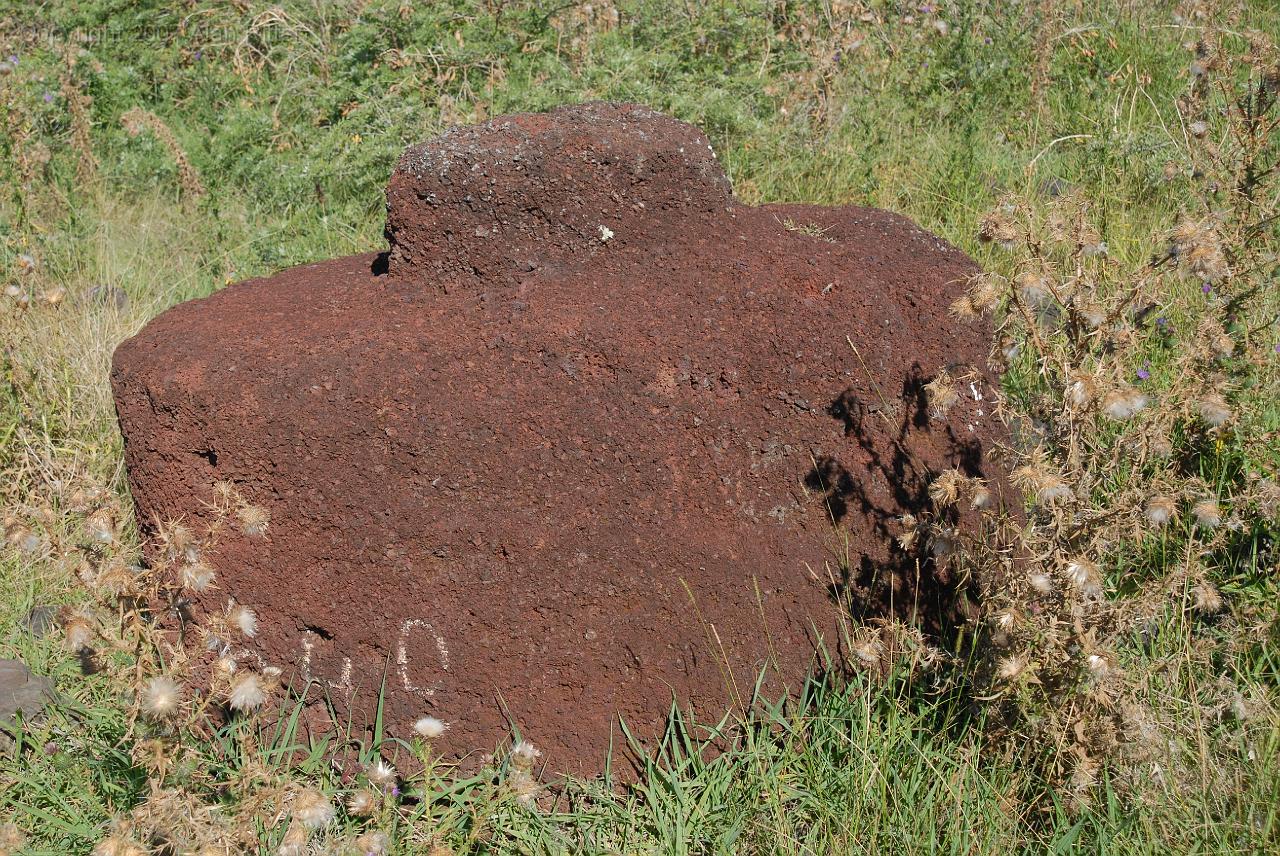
[111,102,1006,775]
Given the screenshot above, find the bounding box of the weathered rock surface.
[111,103,1006,774]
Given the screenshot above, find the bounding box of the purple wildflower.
[43,91,53,103]
[1202,282,1212,294]
[1137,362,1151,381]
[7,55,17,65]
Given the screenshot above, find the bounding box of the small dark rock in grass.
[19,605,57,639]
[85,283,128,310]
[0,659,54,731]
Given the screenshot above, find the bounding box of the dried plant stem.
[121,107,206,199]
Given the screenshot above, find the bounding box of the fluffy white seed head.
[510,768,539,805]
[414,715,448,739]
[181,561,216,593]
[367,760,397,789]
[85,509,115,544]
[64,617,95,652]
[997,655,1026,681]
[354,831,391,856]
[346,789,378,816]
[1078,303,1106,329]
[292,788,335,830]
[1015,272,1052,309]
[227,672,266,712]
[1144,496,1176,528]
[511,739,542,772]
[7,525,41,553]
[1193,499,1222,529]
[1065,559,1104,597]
[970,485,993,510]
[1197,394,1232,427]
[1028,572,1054,595]
[1192,581,1223,614]
[277,819,308,856]
[236,504,269,537]
[1037,478,1073,504]
[1086,654,1111,678]
[852,639,882,667]
[141,676,182,719]
[1065,559,1096,588]
[929,527,957,560]
[1066,375,1095,409]
[1102,388,1148,420]
[229,605,257,638]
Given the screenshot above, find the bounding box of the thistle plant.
[930,14,1280,800]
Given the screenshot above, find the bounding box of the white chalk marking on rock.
[236,648,267,670]
[397,618,450,698]
[327,657,353,698]
[299,635,314,683]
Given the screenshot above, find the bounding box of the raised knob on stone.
[383,102,735,288]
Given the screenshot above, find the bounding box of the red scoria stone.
[111,102,1008,775]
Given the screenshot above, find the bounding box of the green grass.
[2,1,1279,853]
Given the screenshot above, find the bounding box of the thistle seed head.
[229,604,257,638]
[1144,495,1176,528]
[414,715,448,739]
[510,739,542,773]
[141,675,182,719]
[64,617,95,652]
[236,504,269,537]
[367,759,397,789]
[1191,581,1223,614]
[1197,393,1232,427]
[1193,498,1222,529]
[355,831,391,855]
[227,672,266,712]
[1102,388,1148,420]
[181,561,216,593]
[997,655,1026,681]
[924,372,959,421]
[928,469,965,508]
[292,788,335,830]
[979,211,1019,249]
[346,789,378,816]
